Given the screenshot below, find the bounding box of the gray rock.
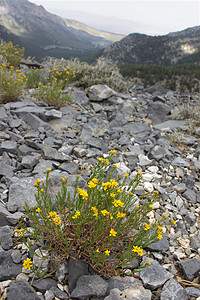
[149,145,168,160]
[139,257,173,290]
[33,160,54,174]
[107,276,141,293]
[146,233,169,252]
[42,145,71,162]
[59,162,79,174]
[0,203,24,226]
[160,278,187,300]
[147,103,171,124]
[173,183,187,193]
[18,144,39,155]
[71,275,108,299]
[32,278,57,293]
[0,225,13,250]
[0,161,15,178]
[11,250,22,264]
[186,287,200,297]
[179,258,200,281]
[122,123,151,135]
[191,236,200,250]
[9,118,22,128]
[68,258,89,293]
[21,155,40,169]
[105,285,152,300]
[182,189,197,204]
[71,87,90,106]
[7,177,39,212]
[16,111,50,131]
[88,84,116,101]
[50,286,69,299]
[0,107,8,120]
[45,109,62,119]
[138,154,152,166]
[73,146,87,158]
[0,140,18,155]
[6,280,41,300]
[171,157,190,167]
[154,120,186,131]
[0,249,21,281]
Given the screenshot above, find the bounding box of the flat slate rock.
[139,257,173,290]
[71,275,108,299]
[0,249,21,281]
[154,120,187,131]
[146,233,169,252]
[178,258,200,281]
[7,280,41,300]
[160,278,187,300]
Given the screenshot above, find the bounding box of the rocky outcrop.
[0,84,200,299]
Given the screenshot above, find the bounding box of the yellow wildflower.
[112,199,124,208]
[144,223,150,231]
[101,209,109,216]
[72,211,80,219]
[14,228,24,236]
[36,208,41,213]
[157,234,163,240]
[47,168,51,172]
[109,228,117,237]
[105,249,110,256]
[137,171,142,175]
[125,174,129,178]
[53,216,61,225]
[23,258,33,270]
[110,150,117,156]
[96,248,100,253]
[113,164,117,168]
[117,212,126,218]
[149,205,154,210]
[164,215,167,219]
[48,211,57,218]
[173,221,176,225]
[110,193,116,198]
[77,188,88,200]
[157,226,164,234]
[99,157,104,164]
[147,261,151,266]
[132,246,143,256]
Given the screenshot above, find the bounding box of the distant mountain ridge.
[101,26,200,65]
[0,0,121,60]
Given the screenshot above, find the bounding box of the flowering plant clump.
[25,67,45,89]
[17,152,173,278]
[33,67,74,108]
[0,64,26,103]
[0,41,24,68]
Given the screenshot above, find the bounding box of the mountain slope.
[101,26,200,65]
[0,0,115,60]
[64,19,124,42]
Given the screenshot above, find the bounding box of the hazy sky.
[30,0,200,35]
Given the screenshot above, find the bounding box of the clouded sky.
[30,0,200,35]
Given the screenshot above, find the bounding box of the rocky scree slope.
[0,83,200,299]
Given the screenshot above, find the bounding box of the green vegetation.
[16,152,173,278]
[119,63,200,92]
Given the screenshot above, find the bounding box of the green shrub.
[0,41,24,68]
[16,152,173,278]
[25,67,45,89]
[42,57,128,92]
[0,64,26,103]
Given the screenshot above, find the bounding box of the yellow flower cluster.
[132,246,143,256]
[101,209,109,216]
[109,150,117,156]
[77,188,88,200]
[112,199,124,208]
[88,178,98,188]
[72,211,81,219]
[117,212,126,218]
[48,211,61,225]
[91,206,98,218]
[144,223,150,231]
[14,228,24,236]
[102,179,118,191]
[34,179,41,187]
[98,157,109,165]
